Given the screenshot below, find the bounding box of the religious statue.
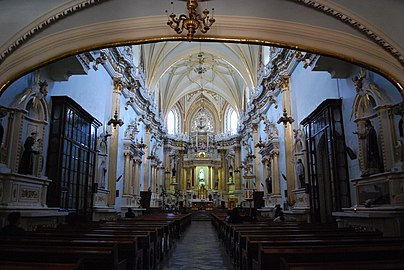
[198,168,205,180]
[265,176,272,194]
[172,167,176,176]
[186,180,191,190]
[295,159,305,188]
[99,160,107,188]
[354,120,382,176]
[18,132,39,175]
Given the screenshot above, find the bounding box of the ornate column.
[270,149,282,206]
[133,158,141,196]
[151,162,157,193]
[378,105,395,171]
[164,146,171,191]
[220,150,226,190]
[180,151,186,190]
[107,78,122,206]
[158,163,165,192]
[143,125,151,190]
[234,145,241,190]
[253,124,261,191]
[279,75,295,201]
[123,151,132,195]
[214,166,219,189]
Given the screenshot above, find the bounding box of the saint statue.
[265,176,272,194]
[99,160,107,188]
[18,132,39,175]
[198,168,205,180]
[295,159,305,188]
[355,120,382,176]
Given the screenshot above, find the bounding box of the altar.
[191,200,213,211]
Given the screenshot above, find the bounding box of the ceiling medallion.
[166,0,215,42]
[194,53,208,74]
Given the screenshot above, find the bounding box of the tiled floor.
[158,220,233,270]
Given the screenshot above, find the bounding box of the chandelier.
[166,0,215,42]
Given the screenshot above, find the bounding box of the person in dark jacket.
[0,212,25,236]
[125,208,136,218]
[227,207,243,224]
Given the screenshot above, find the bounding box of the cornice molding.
[290,0,404,65]
[0,15,402,94]
[0,0,109,65]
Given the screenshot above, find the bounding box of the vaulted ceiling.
[144,42,259,117]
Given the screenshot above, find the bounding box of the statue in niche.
[171,167,176,177]
[265,176,272,194]
[295,159,305,188]
[354,120,382,176]
[198,169,205,180]
[99,160,107,188]
[186,180,191,190]
[18,132,39,175]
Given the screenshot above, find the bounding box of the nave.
[1,209,404,270]
[158,219,232,270]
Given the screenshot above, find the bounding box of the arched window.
[230,109,238,134]
[167,110,176,134]
[224,107,238,135]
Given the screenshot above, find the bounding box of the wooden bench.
[254,243,404,270]
[0,244,125,270]
[241,234,398,270]
[32,230,152,270]
[228,226,363,268]
[280,257,404,270]
[0,234,142,270]
[0,260,82,270]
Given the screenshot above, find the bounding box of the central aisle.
[158,219,233,270]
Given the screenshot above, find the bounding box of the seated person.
[227,207,244,224]
[273,204,282,218]
[125,207,136,218]
[273,211,285,222]
[0,212,25,236]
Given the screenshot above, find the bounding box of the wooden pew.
[241,234,398,270]
[254,243,404,270]
[0,244,125,270]
[31,230,152,270]
[280,257,404,270]
[4,212,192,270]
[0,260,82,270]
[227,225,358,268]
[0,234,142,270]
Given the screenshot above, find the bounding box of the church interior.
[0,0,403,269]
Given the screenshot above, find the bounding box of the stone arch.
[1,14,403,96]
